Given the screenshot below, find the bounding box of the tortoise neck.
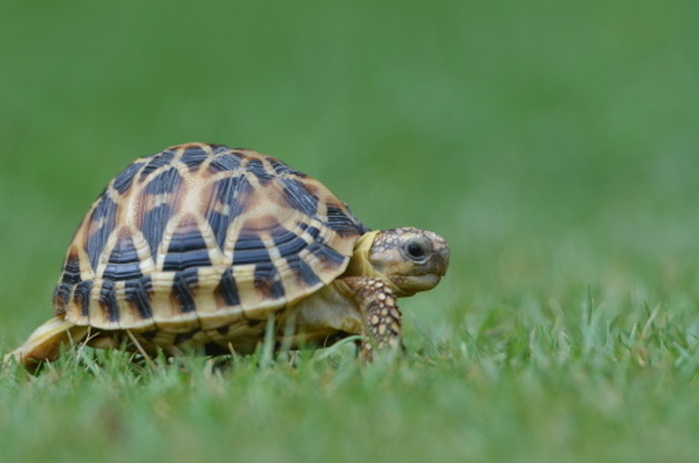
[343,231,398,294]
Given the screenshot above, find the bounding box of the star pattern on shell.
[52,143,368,338]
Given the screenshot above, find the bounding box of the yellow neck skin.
[343,231,398,294]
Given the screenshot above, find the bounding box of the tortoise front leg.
[343,276,402,358]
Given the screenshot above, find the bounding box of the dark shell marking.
[54,143,368,346]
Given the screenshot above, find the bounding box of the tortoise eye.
[404,242,427,262]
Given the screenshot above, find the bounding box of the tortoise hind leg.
[4,315,89,372]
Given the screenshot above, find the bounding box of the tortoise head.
[345,227,450,297]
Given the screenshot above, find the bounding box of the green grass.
[2,1,699,462]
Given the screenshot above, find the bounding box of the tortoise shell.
[51,143,368,339]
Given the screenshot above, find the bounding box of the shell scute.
[73,280,93,317]
[253,261,285,300]
[98,279,120,323]
[325,202,364,237]
[139,203,170,257]
[306,241,347,267]
[214,268,241,307]
[179,145,209,170]
[113,162,144,194]
[208,174,252,235]
[246,158,275,183]
[280,177,319,216]
[271,228,309,258]
[208,152,241,173]
[232,233,270,265]
[171,269,198,314]
[103,234,142,281]
[123,276,153,320]
[285,254,323,287]
[53,284,72,311]
[140,149,176,179]
[268,157,301,176]
[163,217,212,271]
[144,167,183,195]
[86,195,118,271]
[60,252,82,285]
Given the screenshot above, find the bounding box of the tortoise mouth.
[407,253,449,278]
[392,273,442,297]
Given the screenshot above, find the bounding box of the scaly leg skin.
[343,276,402,359]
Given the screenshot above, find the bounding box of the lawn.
[1,1,698,462]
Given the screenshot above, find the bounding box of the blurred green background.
[1,1,698,460]
[2,0,698,335]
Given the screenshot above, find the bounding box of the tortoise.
[7,142,449,370]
